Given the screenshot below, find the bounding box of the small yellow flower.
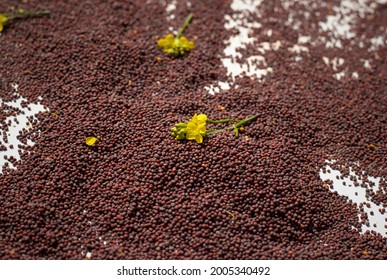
[170,113,256,144]
[0,14,9,32]
[85,136,98,146]
[157,34,195,56]
[186,113,207,143]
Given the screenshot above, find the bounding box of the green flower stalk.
[171,114,257,144]
[171,122,188,141]
[0,8,50,32]
[157,13,195,56]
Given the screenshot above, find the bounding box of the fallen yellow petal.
[85,136,98,146]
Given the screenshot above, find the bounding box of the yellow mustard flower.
[0,14,8,32]
[158,13,194,57]
[170,113,256,144]
[158,34,194,56]
[186,113,207,143]
[171,114,258,144]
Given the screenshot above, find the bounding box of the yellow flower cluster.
[157,34,195,56]
[186,113,207,143]
[171,114,257,144]
[157,13,194,57]
[171,113,207,143]
[0,14,8,32]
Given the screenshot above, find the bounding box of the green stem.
[205,129,224,136]
[207,118,235,124]
[233,115,257,129]
[176,13,193,38]
[222,115,257,131]
[6,10,50,20]
[206,116,257,136]
[25,10,51,17]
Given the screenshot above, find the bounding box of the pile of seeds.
[0,0,386,259]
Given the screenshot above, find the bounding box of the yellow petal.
[186,132,195,140]
[198,124,206,134]
[197,114,207,122]
[158,34,175,48]
[166,34,175,40]
[158,39,170,48]
[157,38,166,47]
[85,136,98,146]
[190,114,198,123]
[0,23,3,32]
[187,121,196,130]
[195,134,203,143]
